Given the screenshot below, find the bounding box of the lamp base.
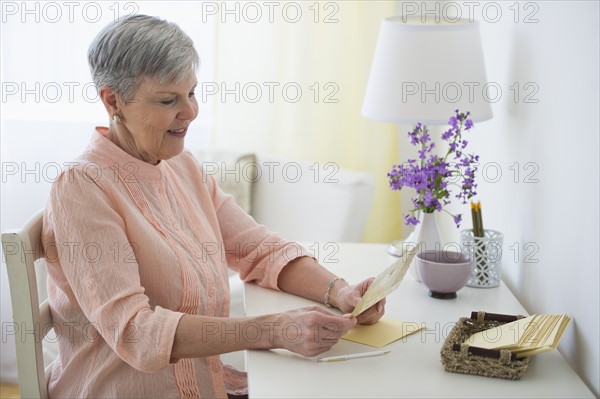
[387,239,406,257]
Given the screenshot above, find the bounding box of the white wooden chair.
[2,209,53,398]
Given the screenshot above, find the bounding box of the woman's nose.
[177,97,198,121]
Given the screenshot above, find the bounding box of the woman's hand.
[335,278,386,325]
[274,306,356,357]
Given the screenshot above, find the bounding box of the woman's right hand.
[273,306,356,357]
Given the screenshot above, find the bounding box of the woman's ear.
[98,85,122,118]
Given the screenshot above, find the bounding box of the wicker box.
[440,311,531,380]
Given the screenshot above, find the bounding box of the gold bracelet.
[324,277,345,308]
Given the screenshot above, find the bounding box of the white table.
[243,243,595,398]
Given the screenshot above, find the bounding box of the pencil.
[471,201,484,237]
[317,350,390,362]
[470,201,487,284]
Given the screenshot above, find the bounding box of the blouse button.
[208,289,215,297]
[212,364,220,372]
[173,222,180,230]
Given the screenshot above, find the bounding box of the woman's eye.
[188,91,195,98]
[161,99,175,105]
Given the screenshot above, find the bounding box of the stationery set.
[316,219,571,381]
[441,311,571,380]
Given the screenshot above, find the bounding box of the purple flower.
[404,214,419,225]
[387,109,480,228]
[409,132,420,145]
[453,214,462,227]
[421,130,431,144]
[448,116,458,128]
[441,129,454,141]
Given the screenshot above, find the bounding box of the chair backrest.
[251,154,376,242]
[196,148,376,243]
[2,208,52,399]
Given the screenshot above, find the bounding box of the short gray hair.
[88,15,199,101]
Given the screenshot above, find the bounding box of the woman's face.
[115,72,198,164]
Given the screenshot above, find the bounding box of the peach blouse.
[42,130,310,398]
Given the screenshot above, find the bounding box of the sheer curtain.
[211,1,401,243]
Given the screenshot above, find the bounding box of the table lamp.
[361,16,493,256]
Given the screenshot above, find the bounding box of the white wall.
[397,0,599,395]
[477,2,599,395]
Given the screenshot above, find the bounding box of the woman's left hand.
[335,278,385,325]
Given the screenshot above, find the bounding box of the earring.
[113,115,122,124]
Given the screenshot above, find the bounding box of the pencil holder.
[460,229,503,288]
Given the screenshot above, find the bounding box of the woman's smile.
[167,127,188,138]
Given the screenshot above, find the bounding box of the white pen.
[317,350,390,362]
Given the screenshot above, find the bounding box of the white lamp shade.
[362,16,493,125]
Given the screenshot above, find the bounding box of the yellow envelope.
[341,317,425,348]
[464,314,571,358]
[466,315,535,350]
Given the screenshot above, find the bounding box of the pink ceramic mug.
[416,250,472,299]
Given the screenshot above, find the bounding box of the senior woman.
[41,14,385,398]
